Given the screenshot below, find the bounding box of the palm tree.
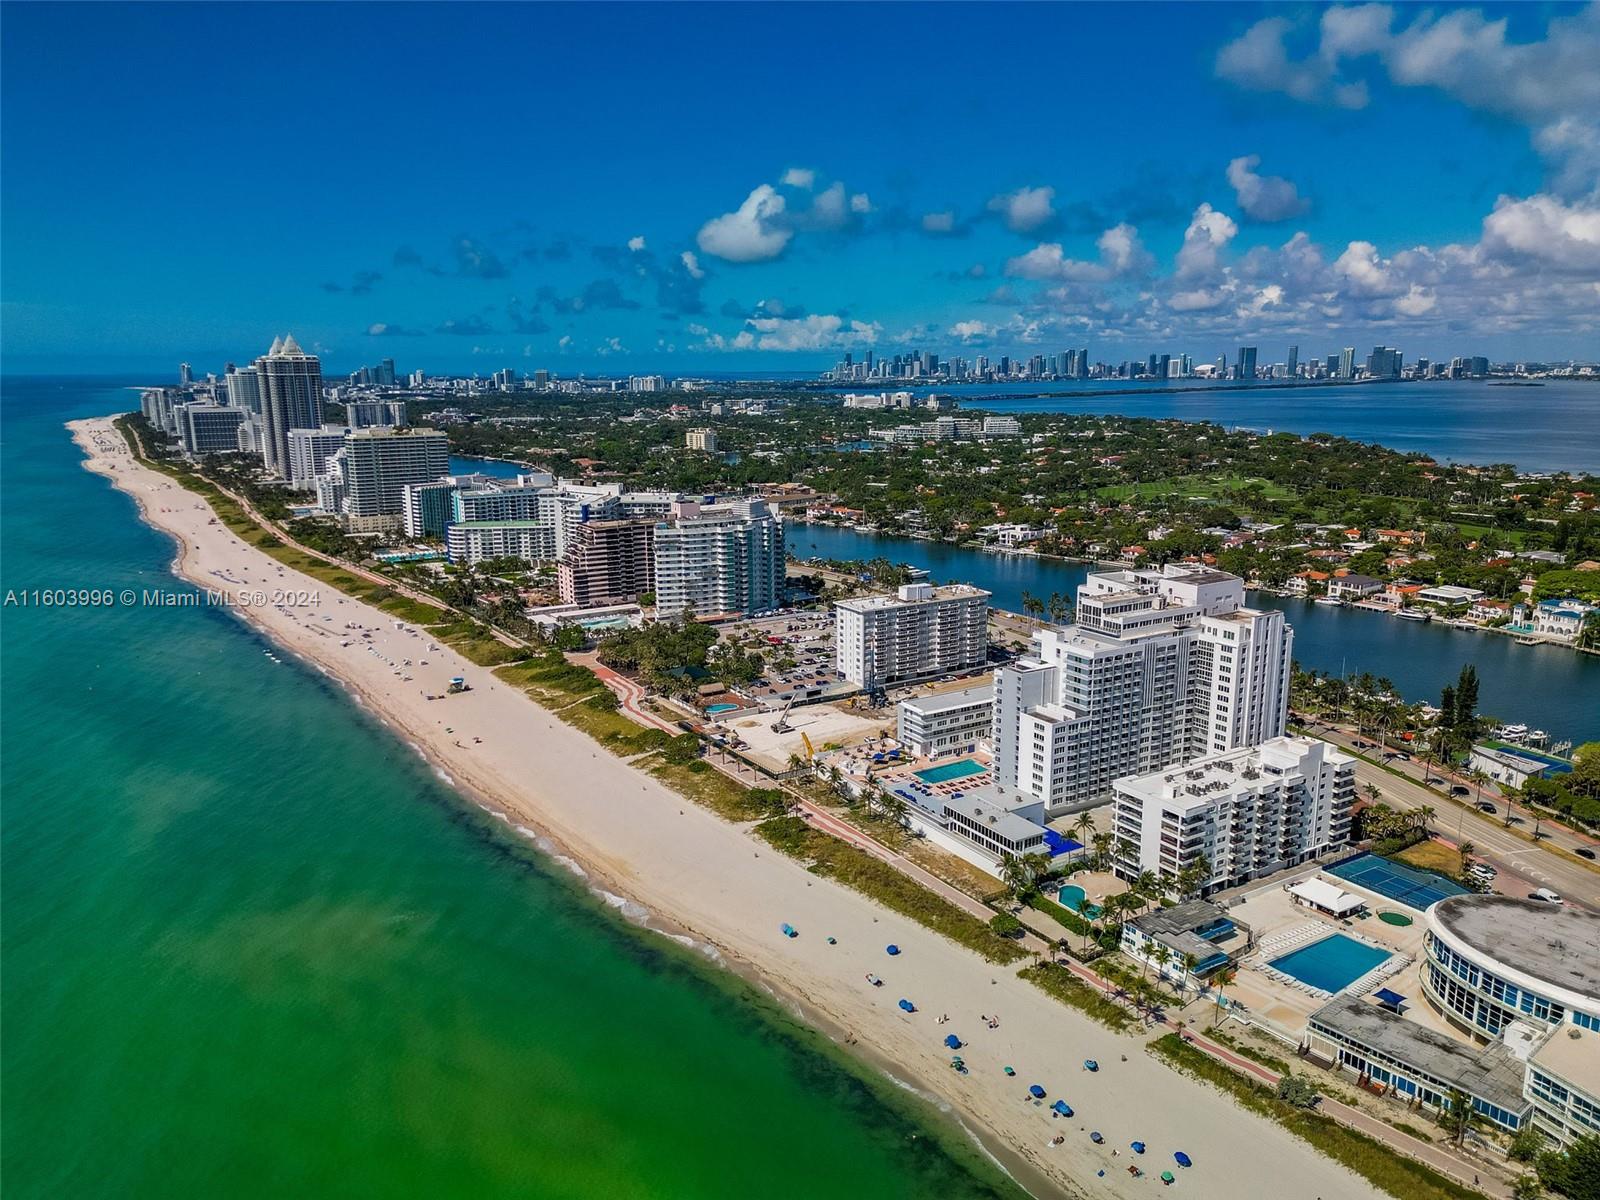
[1091,831,1115,871]
[999,853,1033,903]
[1180,952,1200,997]
[1414,805,1437,835]
[1362,782,1382,806]
[1072,811,1095,852]
[1440,1088,1482,1146]
[1211,966,1237,1027]
[1152,943,1173,987]
[1458,840,1475,877]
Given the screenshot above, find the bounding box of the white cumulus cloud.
[1226,155,1311,221]
[987,186,1057,233]
[1175,203,1239,279]
[781,167,816,189]
[627,235,647,252]
[697,185,792,262]
[680,250,705,279]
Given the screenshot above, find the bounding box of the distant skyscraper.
[1365,346,1402,379]
[1237,346,1258,380]
[179,362,193,386]
[1339,347,1356,380]
[1077,347,1089,379]
[256,334,325,477]
[1286,345,1299,378]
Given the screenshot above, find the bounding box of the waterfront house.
[1327,574,1384,602]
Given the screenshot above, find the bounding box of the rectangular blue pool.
[1269,934,1391,994]
[914,759,987,785]
[1325,853,1469,910]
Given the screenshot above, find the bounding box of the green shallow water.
[0,378,1026,1199]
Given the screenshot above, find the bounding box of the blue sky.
[3,2,1596,375]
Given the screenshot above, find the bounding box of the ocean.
[0,377,1022,1199]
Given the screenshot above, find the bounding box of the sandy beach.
[73,416,1380,1200]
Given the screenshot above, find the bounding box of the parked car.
[1575,847,1597,861]
[1528,888,1563,904]
[1451,785,1471,796]
[1476,801,1497,814]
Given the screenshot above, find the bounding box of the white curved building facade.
[1422,895,1600,1041]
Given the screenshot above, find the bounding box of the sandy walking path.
[73,416,1383,1200]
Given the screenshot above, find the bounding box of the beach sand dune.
[73,417,1380,1200]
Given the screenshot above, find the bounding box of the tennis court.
[1325,853,1468,911]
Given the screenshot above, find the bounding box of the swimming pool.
[704,703,740,715]
[1325,853,1468,910]
[1057,884,1101,919]
[1269,934,1391,994]
[914,759,987,785]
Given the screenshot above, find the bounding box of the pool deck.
[1222,878,1438,1040]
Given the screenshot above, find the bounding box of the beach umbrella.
[1003,1066,1016,1076]
[886,944,901,956]
[1174,1151,1192,1168]
[1161,1170,1176,1185]
[1083,1059,1099,1072]
[898,998,915,1013]
[1090,1132,1104,1144]
[1131,1141,1146,1155]
[1052,1101,1073,1117]
[1029,1084,1046,1099]
[944,1034,962,1049]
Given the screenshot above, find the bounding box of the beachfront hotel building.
[834,583,991,688]
[446,520,559,566]
[225,364,261,413]
[400,474,501,539]
[1422,895,1600,1042]
[255,335,325,478]
[652,498,783,618]
[896,683,994,758]
[991,564,1293,816]
[285,426,350,488]
[1110,735,1355,890]
[331,427,451,532]
[174,403,246,457]
[558,518,656,608]
[1306,896,1600,1147]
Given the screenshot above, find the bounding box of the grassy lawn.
[1017,962,1133,1032]
[1150,1033,1484,1200]
[1392,840,1467,878]
[756,816,1029,965]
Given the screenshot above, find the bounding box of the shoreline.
[73,414,1382,1200]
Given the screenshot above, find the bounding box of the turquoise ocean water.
[0,377,1022,1199]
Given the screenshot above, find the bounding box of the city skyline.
[4,2,1599,372]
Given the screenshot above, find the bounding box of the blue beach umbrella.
[898,998,915,1013]
[1029,1084,1046,1099]
[1131,1141,1146,1155]
[1174,1151,1193,1168]
[944,1034,962,1049]
[886,944,901,956]
[1052,1100,1073,1117]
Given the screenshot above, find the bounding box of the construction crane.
[800,731,816,761]
[771,696,795,733]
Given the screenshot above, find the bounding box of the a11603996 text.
[3,587,320,609]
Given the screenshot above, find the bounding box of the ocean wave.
[597,889,651,924]
[433,767,454,787]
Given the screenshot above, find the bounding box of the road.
[1304,721,1600,907]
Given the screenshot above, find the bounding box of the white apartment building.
[991,565,1292,816]
[835,583,991,688]
[334,428,451,531]
[285,426,350,488]
[1111,736,1355,890]
[896,683,993,758]
[446,520,559,566]
[686,428,717,452]
[653,498,783,618]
